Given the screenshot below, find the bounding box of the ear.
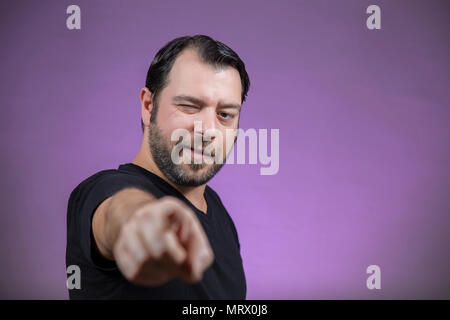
[140,87,154,128]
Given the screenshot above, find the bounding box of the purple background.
[1,0,449,299]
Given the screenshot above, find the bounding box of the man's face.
[148,49,242,186]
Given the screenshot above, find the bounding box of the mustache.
[174,136,213,149]
[174,139,217,157]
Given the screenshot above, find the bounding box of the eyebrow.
[173,95,241,111]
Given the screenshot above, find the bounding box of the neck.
[131,133,207,213]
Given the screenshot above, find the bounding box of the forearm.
[93,187,155,260]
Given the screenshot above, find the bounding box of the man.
[66,35,250,299]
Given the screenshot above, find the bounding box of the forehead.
[164,49,242,105]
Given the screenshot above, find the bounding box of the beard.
[148,121,227,187]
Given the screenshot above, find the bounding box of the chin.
[184,164,211,173]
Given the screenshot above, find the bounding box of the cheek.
[158,112,193,137]
[169,112,196,132]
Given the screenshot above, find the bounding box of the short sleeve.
[67,170,153,270]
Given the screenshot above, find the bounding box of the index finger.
[183,215,214,281]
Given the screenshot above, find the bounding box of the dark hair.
[141,35,250,131]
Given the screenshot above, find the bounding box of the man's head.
[140,35,250,186]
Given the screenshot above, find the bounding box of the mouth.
[183,146,213,159]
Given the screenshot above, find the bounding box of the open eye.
[218,112,233,119]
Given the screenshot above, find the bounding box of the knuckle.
[151,240,166,260]
[121,222,134,237]
[134,207,148,220]
[135,203,155,219]
[133,247,147,265]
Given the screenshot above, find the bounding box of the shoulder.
[68,166,153,209]
[68,169,116,203]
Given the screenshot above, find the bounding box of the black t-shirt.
[66,163,246,299]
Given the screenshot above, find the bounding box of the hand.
[113,196,214,286]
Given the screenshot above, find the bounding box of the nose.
[195,108,217,142]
